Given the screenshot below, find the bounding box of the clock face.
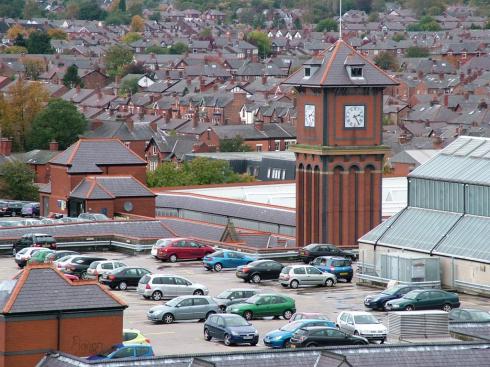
[344,105,365,128]
[304,104,315,127]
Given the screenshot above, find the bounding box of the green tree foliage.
[119,77,139,96]
[293,17,302,30]
[26,31,54,54]
[145,45,168,54]
[149,11,161,21]
[105,10,130,25]
[392,33,406,42]
[169,42,189,54]
[14,34,27,48]
[405,46,430,58]
[104,45,134,79]
[219,136,252,152]
[406,0,445,16]
[62,64,83,88]
[27,99,88,150]
[247,31,271,58]
[23,0,44,18]
[147,158,255,187]
[79,0,107,20]
[122,32,142,44]
[119,0,127,12]
[315,18,338,32]
[407,16,442,31]
[0,162,38,201]
[0,0,25,18]
[486,21,490,29]
[128,1,143,16]
[374,51,399,71]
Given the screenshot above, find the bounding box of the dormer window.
[351,67,363,78]
[304,67,311,78]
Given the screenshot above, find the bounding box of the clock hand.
[353,115,360,126]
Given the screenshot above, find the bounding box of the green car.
[226,293,296,321]
[385,289,460,312]
[27,249,55,265]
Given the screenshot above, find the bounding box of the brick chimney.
[0,138,12,156]
[444,94,449,107]
[49,140,59,151]
[432,135,443,149]
[192,111,199,128]
[262,75,268,84]
[126,117,134,131]
[255,119,264,131]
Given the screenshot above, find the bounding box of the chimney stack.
[0,138,12,156]
[192,111,198,128]
[49,140,59,151]
[262,75,267,84]
[126,117,134,131]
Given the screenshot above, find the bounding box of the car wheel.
[251,274,261,283]
[442,303,453,312]
[193,289,204,295]
[243,311,253,321]
[306,342,318,348]
[109,285,116,290]
[205,311,216,319]
[219,305,226,312]
[405,305,414,311]
[250,340,257,346]
[214,263,223,272]
[354,330,359,336]
[80,272,89,280]
[119,281,128,291]
[204,328,212,341]
[380,338,385,344]
[281,284,288,288]
[169,254,178,263]
[283,309,293,320]
[346,277,353,283]
[152,291,163,301]
[97,275,103,282]
[162,313,174,324]
[325,278,334,287]
[290,280,299,289]
[224,334,232,346]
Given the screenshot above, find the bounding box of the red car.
[150,238,215,262]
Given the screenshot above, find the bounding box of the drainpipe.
[57,311,62,351]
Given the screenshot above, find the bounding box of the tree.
[23,0,44,18]
[199,28,212,40]
[104,45,134,79]
[79,0,107,20]
[7,24,26,40]
[47,28,67,40]
[374,51,399,71]
[247,31,271,59]
[146,158,254,187]
[405,46,430,58]
[14,34,27,48]
[315,18,338,32]
[145,44,168,54]
[149,11,161,21]
[26,31,54,54]
[293,17,302,30]
[64,2,80,19]
[356,0,372,12]
[105,10,130,25]
[22,57,46,80]
[0,162,38,201]
[392,33,406,42]
[0,0,25,18]
[62,64,83,88]
[122,31,142,44]
[407,16,442,31]
[219,136,252,152]
[169,42,188,54]
[119,77,139,96]
[5,46,27,54]
[486,21,490,29]
[368,12,379,22]
[128,0,143,16]
[119,0,127,12]
[27,99,88,150]
[130,15,145,32]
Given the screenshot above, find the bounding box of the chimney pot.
[49,140,59,151]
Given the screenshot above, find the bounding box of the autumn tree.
[247,31,271,58]
[122,32,142,44]
[64,2,80,19]
[47,28,67,40]
[5,46,27,54]
[374,51,399,71]
[7,24,26,40]
[130,15,145,32]
[21,57,46,80]
[104,45,134,79]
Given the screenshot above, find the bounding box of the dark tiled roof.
[159,217,225,241]
[50,139,147,173]
[70,176,155,199]
[212,123,296,140]
[2,266,125,314]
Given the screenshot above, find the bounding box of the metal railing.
[454,280,490,293]
[357,272,441,288]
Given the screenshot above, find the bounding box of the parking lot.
[1,251,490,356]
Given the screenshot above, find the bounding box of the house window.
[151,145,157,155]
[285,139,297,149]
[267,168,271,178]
[281,169,286,180]
[304,67,311,78]
[462,52,467,59]
[274,140,281,151]
[351,67,363,78]
[256,144,263,152]
[124,142,131,149]
[149,160,158,171]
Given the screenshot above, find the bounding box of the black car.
[363,285,422,311]
[0,201,8,216]
[100,266,151,290]
[12,233,57,255]
[63,255,107,279]
[5,202,23,217]
[290,326,368,348]
[235,259,284,283]
[45,250,79,263]
[299,244,357,263]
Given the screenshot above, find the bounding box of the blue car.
[203,250,255,272]
[87,344,154,360]
[263,319,336,348]
[204,313,259,346]
[310,256,353,282]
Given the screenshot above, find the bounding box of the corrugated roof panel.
[453,138,485,156]
[469,140,490,158]
[359,209,403,244]
[434,215,490,263]
[378,207,461,252]
[440,137,471,155]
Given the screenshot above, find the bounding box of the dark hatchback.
[4,202,23,217]
[290,326,368,348]
[364,285,422,311]
[204,313,259,346]
[100,266,151,290]
[62,255,107,279]
[236,259,284,283]
[299,244,357,263]
[13,233,57,255]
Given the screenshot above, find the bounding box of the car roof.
[225,288,258,292]
[216,313,244,318]
[176,295,210,299]
[301,326,337,331]
[340,311,373,316]
[157,237,187,241]
[25,233,51,236]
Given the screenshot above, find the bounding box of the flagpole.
[339,0,342,40]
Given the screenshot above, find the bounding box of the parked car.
[150,238,215,262]
[62,255,107,279]
[15,247,50,268]
[264,319,336,348]
[63,273,79,281]
[213,289,259,312]
[78,213,110,221]
[86,260,127,280]
[203,250,255,272]
[0,220,23,228]
[364,285,422,311]
[54,254,78,270]
[147,295,219,324]
[21,202,40,217]
[290,326,369,348]
[235,259,284,283]
[385,289,460,312]
[137,273,208,301]
[4,201,23,217]
[310,256,353,282]
[20,219,42,226]
[279,265,336,289]
[123,329,150,346]
[336,311,387,343]
[299,243,357,263]
[28,249,55,265]
[204,313,259,346]
[12,233,57,255]
[448,308,490,322]
[87,344,154,360]
[226,293,296,321]
[45,250,79,263]
[0,201,8,216]
[100,266,151,290]
[289,312,330,323]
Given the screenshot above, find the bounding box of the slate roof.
[212,123,296,140]
[83,121,156,141]
[282,39,398,87]
[50,139,147,173]
[0,266,125,315]
[70,176,155,199]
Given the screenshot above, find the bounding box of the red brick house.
[0,265,126,367]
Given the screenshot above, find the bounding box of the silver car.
[279,265,336,288]
[137,273,209,301]
[147,295,219,324]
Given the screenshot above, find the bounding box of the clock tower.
[283,40,398,248]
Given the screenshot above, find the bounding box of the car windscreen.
[381,286,403,296]
[225,317,249,327]
[208,251,223,257]
[216,290,232,299]
[280,321,303,331]
[469,311,490,321]
[245,295,260,304]
[139,274,151,284]
[97,345,118,357]
[354,315,379,324]
[281,266,291,274]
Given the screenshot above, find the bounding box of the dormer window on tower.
[344,54,366,82]
[302,57,322,80]
[350,67,363,78]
